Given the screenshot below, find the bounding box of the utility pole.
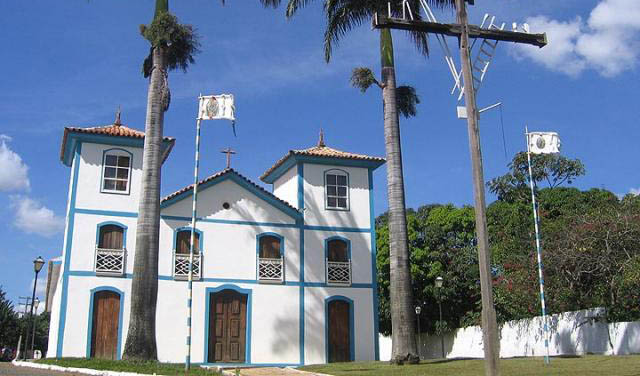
[455,1,500,374]
[373,1,547,375]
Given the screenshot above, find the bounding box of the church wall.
[303,287,375,364]
[272,165,298,209]
[303,229,372,285]
[302,164,371,229]
[161,179,295,226]
[74,142,143,213]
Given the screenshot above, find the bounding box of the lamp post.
[24,256,44,359]
[415,305,422,360]
[435,276,445,359]
[30,298,39,355]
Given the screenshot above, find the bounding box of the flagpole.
[185,112,202,371]
[525,126,550,365]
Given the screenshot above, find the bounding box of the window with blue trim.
[257,235,284,282]
[101,150,131,194]
[326,239,351,285]
[95,225,125,276]
[173,229,201,280]
[325,170,349,210]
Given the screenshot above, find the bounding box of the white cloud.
[0,135,30,192]
[630,187,640,196]
[512,0,640,77]
[10,196,64,237]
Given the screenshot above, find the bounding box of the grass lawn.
[37,358,223,375]
[300,355,640,376]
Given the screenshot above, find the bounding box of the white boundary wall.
[379,309,640,360]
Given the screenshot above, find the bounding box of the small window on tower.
[101,151,131,194]
[325,170,349,210]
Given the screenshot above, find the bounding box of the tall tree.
[262,0,453,364]
[123,0,199,360]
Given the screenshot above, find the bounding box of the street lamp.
[415,305,422,360]
[23,256,44,359]
[30,298,40,355]
[435,276,445,359]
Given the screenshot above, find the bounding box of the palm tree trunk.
[380,28,418,364]
[122,44,166,361]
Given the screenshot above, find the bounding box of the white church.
[47,117,384,366]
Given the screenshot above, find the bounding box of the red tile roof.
[260,138,385,182]
[161,168,298,213]
[60,123,175,162]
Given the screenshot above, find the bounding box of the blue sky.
[0,0,638,305]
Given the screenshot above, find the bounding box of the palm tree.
[263,0,452,364]
[122,0,199,360]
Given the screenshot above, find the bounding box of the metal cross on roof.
[221,147,236,169]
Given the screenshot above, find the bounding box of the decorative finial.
[114,106,121,126]
[318,128,325,147]
[221,147,236,169]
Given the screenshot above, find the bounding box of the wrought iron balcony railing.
[258,257,284,282]
[95,247,125,276]
[326,260,351,285]
[174,253,201,280]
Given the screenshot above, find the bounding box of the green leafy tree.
[0,287,19,349]
[488,152,585,202]
[123,0,199,360]
[262,0,454,364]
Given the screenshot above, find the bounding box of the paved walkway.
[0,362,85,376]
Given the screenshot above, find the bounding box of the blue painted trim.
[160,171,301,220]
[324,169,350,212]
[86,286,125,359]
[368,169,380,360]
[204,285,252,364]
[262,155,385,184]
[325,295,355,363]
[304,225,370,233]
[52,260,62,265]
[62,132,173,167]
[99,148,133,196]
[75,208,138,217]
[57,141,82,357]
[297,163,305,365]
[75,209,372,233]
[95,221,128,248]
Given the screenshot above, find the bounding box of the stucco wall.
[273,166,298,209]
[379,308,640,360]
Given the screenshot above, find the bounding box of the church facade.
[47,120,384,366]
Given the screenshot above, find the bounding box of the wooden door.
[328,300,351,363]
[90,290,120,360]
[208,290,247,363]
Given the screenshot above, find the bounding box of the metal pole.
[525,127,551,365]
[30,301,38,354]
[25,270,39,359]
[438,295,444,359]
[185,116,202,371]
[455,1,500,374]
[416,313,421,360]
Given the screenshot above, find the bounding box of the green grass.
[36,358,223,375]
[300,355,640,376]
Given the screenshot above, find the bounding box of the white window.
[325,170,349,210]
[101,151,131,194]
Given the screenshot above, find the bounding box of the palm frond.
[396,85,420,118]
[141,11,201,76]
[350,67,380,92]
[259,0,283,8]
[285,0,317,17]
[324,0,379,62]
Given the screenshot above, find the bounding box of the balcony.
[173,253,201,280]
[258,257,284,283]
[95,247,125,276]
[326,260,351,285]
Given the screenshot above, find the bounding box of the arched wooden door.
[328,299,351,362]
[208,290,247,363]
[90,290,120,360]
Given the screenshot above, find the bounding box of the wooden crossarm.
[373,14,547,48]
